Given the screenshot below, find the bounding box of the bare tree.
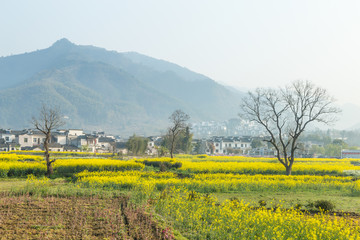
[32,104,65,176]
[240,80,340,175]
[167,110,190,158]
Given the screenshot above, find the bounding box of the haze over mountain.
[336,103,360,130]
[0,39,243,135]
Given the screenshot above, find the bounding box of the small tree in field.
[240,80,340,175]
[32,104,65,177]
[167,110,190,158]
[126,135,149,155]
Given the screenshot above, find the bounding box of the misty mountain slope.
[122,51,209,82]
[0,39,78,89]
[0,38,244,135]
[117,54,243,120]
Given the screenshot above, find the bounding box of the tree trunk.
[285,166,292,176]
[46,160,54,177]
[44,134,53,177]
[170,135,175,159]
[170,142,174,158]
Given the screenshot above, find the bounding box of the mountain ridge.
[0,39,243,135]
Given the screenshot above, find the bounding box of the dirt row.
[0,194,171,240]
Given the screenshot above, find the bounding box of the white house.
[66,129,85,145]
[208,136,252,155]
[18,131,46,148]
[69,134,98,152]
[0,129,16,143]
[48,143,64,152]
[96,137,115,152]
[52,133,67,145]
[0,140,20,151]
[67,129,84,137]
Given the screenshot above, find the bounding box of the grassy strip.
[154,187,360,240]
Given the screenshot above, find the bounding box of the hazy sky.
[1,0,360,105]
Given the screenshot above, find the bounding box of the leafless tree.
[207,142,215,154]
[32,104,65,176]
[240,80,340,175]
[167,110,190,158]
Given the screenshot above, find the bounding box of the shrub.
[188,190,198,201]
[159,162,170,172]
[142,159,182,170]
[314,200,335,212]
[294,203,303,210]
[259,199,267,207]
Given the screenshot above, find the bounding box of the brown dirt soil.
[0,194,171,240]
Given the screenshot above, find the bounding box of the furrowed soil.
[0,194,167,240]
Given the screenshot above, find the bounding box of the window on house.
[216,143,219,147]
[241,144,244,147]
[24,138,28,143]
[229,144,231,147]
[235,144,237,147]
[216,150,218,153]
[33,138,37,143]
[5,137,9,141]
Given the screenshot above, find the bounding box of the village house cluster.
[0,128,275,156]
[0,129,127,153]
[1,128,356,158]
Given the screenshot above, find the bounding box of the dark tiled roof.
[21,146,38,151]
[63,145,80,151]
[98,137,115,143]
[11,130,27,135]
[48,143,63,148]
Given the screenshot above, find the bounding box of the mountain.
[0,38,244,135]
